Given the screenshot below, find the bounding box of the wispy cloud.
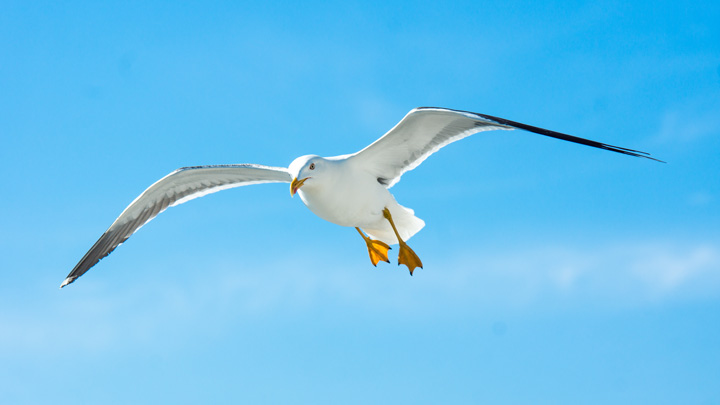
[654,98,720,144]
[397,240,720,311]
[3,238,718,358]
[629,243,719,295]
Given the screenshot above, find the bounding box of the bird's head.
[288,155,325,196]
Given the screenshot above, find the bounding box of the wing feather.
[350,107,661,188]
[61,164,291,288]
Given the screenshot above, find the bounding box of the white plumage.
[61,107,659,287]
[288,154,424,245]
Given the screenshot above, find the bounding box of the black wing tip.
[594,143,665,163]
[415,107,665,163]
[450,109,666,163]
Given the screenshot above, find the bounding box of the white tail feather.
[365,204,425,245]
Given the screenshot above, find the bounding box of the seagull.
[60,107,661,288]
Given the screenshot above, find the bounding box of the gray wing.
[349,107,661,188]
[61,164,291,288]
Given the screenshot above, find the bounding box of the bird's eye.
[309,163,315,170]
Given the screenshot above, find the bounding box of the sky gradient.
[2,1,719,403]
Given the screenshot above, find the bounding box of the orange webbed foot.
[356,227,391,266]
[397,241,423,275]
[365,238,391,266]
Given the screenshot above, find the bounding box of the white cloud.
[187,239,720,312]
[445,241,720,306]
[2,239,719,357]
[654,100,720,144]
[630,243,719,295]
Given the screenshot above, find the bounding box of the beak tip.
[290,177,306,197]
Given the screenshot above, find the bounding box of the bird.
[60,107,661,288]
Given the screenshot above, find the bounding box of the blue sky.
[1,1,719,403]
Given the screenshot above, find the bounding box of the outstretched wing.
[350,107,661,188]
[61,164,291,288]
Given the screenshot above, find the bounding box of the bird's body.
[290,155,424,244]
[61,107,661,288]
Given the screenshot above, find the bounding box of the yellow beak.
[290,177,307,196]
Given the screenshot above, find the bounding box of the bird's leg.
[382,208,423,275]
[355,227,391,266]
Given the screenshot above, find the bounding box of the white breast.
[298,160,391,228]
